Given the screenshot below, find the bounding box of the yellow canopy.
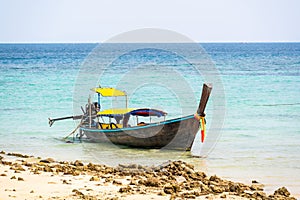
[92,87,127,97]
[97,108,135,116]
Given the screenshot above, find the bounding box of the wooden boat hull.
[80,115,199,150]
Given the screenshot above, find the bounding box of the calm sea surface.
[0,43,299,197]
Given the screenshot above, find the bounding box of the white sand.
[0,154,291,200]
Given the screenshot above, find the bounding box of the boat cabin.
[85,87,167,129]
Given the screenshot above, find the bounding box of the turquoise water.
[0,43,299,197]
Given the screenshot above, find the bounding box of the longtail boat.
[49,83,212,150]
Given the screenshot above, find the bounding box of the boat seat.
[98,123,123,129]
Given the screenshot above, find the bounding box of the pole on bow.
[194,83,212,143]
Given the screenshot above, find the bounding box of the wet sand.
[0,151,296,200]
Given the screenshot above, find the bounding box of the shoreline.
[0,151,297,200]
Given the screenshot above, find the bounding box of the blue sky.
[0,0,299,43]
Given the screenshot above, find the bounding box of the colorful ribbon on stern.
[194,114,206,143]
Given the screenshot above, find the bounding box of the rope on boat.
[64,115,85,140]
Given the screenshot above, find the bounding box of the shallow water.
[0,43,299,197]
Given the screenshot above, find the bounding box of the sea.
[0,43,299,197]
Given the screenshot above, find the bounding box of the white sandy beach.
[0,152,297,200]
